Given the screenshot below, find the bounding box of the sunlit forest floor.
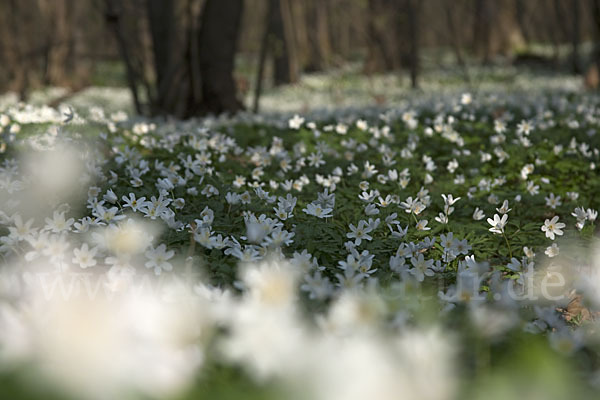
[0,63,585,116]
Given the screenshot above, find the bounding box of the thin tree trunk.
[444,0,470,83]
[305,0,331,71]
[591,0,600,86]
[365,0,396,72]
[553,0,570,42]
[47,0,70,85]
[104,0,143,114]
[473,0,492,64]
[290,0,309,71]
[146,0,174,99]
[514,0,530,45]
[406,0,420,89]
[198,0,244,114]
[272,0,299,85]
[187,0,202,111]
[571,0,581,74]
[7,0,28,100]
[253,2,272,113]
[547,0,561,68]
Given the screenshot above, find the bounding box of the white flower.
[566,191,579,201]
[145,243,174,275]
[8,215,36,241]
[43,234,70,265]
[487,213,508,234]
[523,246,535,259]
[415,219,430,231]
[435,212,448,224]
[541,216,565,240]
[302,202,333,219]
[446,159,459,173]
[496,200,511,214]
[104,189,118,203]
[44,211,75,233]
[410,253,434,282]
[526,181,539,195]
[226,192,241,205]
[517,119,534,135]
[335,123,348,135]
[460,93,472,105]
[95,205,126,223]
[452,238,471,255]
[441,194,461,206]
[487,193,499,204]
[400,196,425,215]
[0,272,207,400]
[288,114,304,130]
[365,203,380,215]
[378,195,393,208]
[240,191,252,204]
[520,164,534,180]
[194,227,214,249]
[545,243,560,258]
[233,175,246,188]
[571,207,587,230]
[122,193,146,212]
[172,198,185,209]
[544,193,562,209]
[347,220,374,246]
[494,119,506,133]
[571,207,587,221]
[472,207,486,221]
[72,243,98,269]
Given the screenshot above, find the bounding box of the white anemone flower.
[541,216,565,240]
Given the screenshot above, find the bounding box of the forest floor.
[0,68,599,400]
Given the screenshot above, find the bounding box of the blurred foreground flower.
[0,263,212,400]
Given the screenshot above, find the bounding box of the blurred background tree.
[0,0,598,116]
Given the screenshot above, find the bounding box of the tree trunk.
[571,0,581,74]
[104,0,143,114]
[146,0,174,97]
[8,0,30,100]
[444,0,470,83]
[198,0,245,114]
[365,0,398,73]
[473,0,492,64]
[305,0,332,71]
[589,0,600,89]
[553,0,570,42]
[271,0,299,85]
[253,1,272,113]
[146,0,198,117]
[46,0,70,85]
[290,0,310,71]
[514,0,530,45]
[547,0,561,68]
[406,0,420,89]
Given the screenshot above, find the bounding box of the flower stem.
[411,212,419,225]
[502,231,512,259]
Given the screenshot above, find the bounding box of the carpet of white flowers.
[1,89,600,399]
